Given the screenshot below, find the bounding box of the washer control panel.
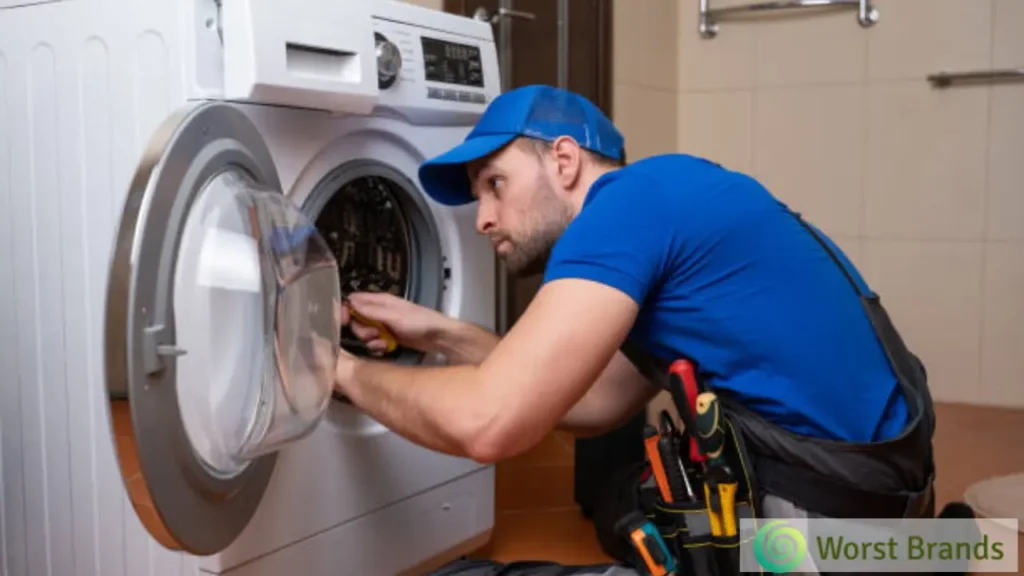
[422,36,484,90]
[370,10,500,123]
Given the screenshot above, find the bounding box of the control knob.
[375,33,402,90]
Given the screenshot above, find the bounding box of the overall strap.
[787,209,867,298]
[785,209,936,434]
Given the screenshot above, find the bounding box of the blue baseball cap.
[418,84,625,206]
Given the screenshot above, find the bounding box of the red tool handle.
[668,359,706,463]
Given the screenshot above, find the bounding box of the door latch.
[143,324,187,376]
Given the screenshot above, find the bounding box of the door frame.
[442,0,614,117]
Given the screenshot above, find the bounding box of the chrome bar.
[928,68,1024,88]
[700,0,878,38]
[496,7,536,21]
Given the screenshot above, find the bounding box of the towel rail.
[928,68,1024,88]
[699,0,879,38]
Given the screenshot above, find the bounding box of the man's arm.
[429,319,500,365]
[557,351,660,437]
[427,318,656,436]
[336,277,640,463]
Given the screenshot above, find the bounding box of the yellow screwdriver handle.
[719,482,738,537]
[703,481,738,538]
[347,307,398,354]
[704,483,722,536]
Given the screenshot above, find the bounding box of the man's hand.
[344,292,500,364]
[345,292,450,354]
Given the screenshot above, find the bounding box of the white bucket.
[964,472,1024,534]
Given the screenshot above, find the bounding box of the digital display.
[421,36,484,88]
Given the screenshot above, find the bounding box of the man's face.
[468,140,574,277]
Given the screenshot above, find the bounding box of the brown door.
[444,0,639,527]
[443,0,614,327]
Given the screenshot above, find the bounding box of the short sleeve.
[542,174,673,305]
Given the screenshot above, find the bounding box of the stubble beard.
[500,180,573,278]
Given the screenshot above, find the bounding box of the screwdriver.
[643,425,676,503]
[614,510,678,576]
[658,411,696,500]
[344,298,398,354]
[694,390,738,539]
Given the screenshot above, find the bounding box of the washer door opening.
[303,159,444,400]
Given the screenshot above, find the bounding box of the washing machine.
[0,0,500,574]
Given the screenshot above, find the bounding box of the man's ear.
[550,136,583,189]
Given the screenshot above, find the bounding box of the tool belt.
[608,211,939,576]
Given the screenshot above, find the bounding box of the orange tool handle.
[629,528,670,576]
[643,425,674,503]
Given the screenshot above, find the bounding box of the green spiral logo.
[753,520,808,573]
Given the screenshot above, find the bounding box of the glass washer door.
[104,101,341,555]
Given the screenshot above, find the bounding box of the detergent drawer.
[219,0,379,114]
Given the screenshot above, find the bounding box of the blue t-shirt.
[542,154,908,442]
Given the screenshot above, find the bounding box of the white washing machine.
[0,1,500,575]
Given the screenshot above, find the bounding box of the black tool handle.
[658,409,677,436]
[657,435,689,502]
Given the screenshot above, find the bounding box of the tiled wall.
[400,0,444,9]
[640,0,1024,409]
[611,0,680,160]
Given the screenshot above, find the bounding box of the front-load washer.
[0,1,500,575]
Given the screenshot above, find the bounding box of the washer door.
[104,101,341,555]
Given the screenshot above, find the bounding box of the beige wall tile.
[981,242,1024,408]
[755,8,868,87]
[754,85,864,238]
[392,0,443,10]
[988,0,1024,240]
[994,0,1024,68]
[860,240,984,404]
[677,91,753,174]
[987,86,1024,240]
[677,0,756,91]
[867,0,993,81]
[613,0,678,91]
[864,82,988,240]
[613,84,677,161]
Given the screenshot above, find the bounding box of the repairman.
[333,84,939,575]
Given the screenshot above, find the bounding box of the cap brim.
[418,133,518,206]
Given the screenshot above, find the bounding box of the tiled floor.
[470,402,1024,568]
